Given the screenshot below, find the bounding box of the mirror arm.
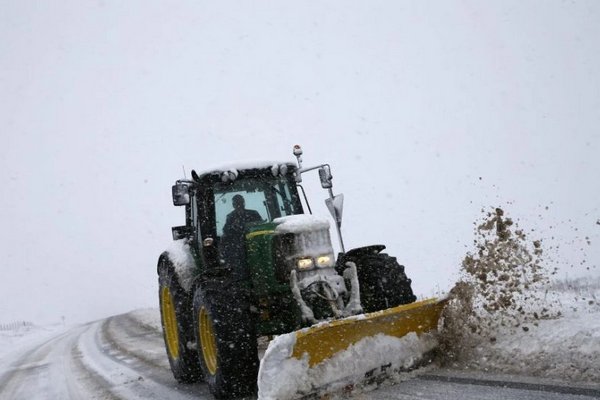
[297,163,330,175]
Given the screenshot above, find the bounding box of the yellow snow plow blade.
[292,297,448,367]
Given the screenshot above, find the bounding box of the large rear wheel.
[193,284,258,399]
[158,256,202,383]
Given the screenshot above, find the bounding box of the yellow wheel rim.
[199,307,218,375]
[161,287,180,359]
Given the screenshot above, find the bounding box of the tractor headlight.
[315,254,334,268]
[296,257,314,270]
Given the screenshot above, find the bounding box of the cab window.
[213,176,297,237]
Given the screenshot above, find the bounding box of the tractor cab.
[211,170,302,240]
[171,162,305,275]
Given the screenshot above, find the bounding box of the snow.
[436,209,600,385]
[257,331,439,400]
[195,160,297,179]
[293,268,345,292]
[165,239,196,292]
[127,308,164,332]
[453,286,600,383]
[343,262,363,315]
[274,215,334,265]
[273,214,330,234]
[274,215,334,259]
[0,322,67,372]
[289,270,318,323]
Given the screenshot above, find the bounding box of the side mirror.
[172,225,193,240]
[318,166,333,189]
[172,183,190,206]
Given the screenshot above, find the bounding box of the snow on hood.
[257,331,438,400]
[273,214,330,234]
[165,239,195,292]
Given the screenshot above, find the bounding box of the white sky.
[1,1,599,325]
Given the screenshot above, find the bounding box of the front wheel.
[193,284,258,399]
[349,250,416,313]
[158,256,202,383]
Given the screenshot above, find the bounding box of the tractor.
[157,145,442,399]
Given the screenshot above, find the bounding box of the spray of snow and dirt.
[438,207,600,383]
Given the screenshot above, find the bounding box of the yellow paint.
[161,287,180,359]
[246,230,274,239]
[291,298,448,367]
[199,307,218,375]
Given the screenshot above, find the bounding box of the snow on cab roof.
[195,160,297,178]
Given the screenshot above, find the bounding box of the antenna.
[182,165,187,179]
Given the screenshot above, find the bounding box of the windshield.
[213,176,299,237]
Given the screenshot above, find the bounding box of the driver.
[222,194,262,274]
[223,195,262,238]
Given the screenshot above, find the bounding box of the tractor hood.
[272,214,335,268]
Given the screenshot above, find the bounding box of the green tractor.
[158,146,443,399]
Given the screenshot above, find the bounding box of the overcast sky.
[1,1,599,325]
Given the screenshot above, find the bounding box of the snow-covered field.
[1,277,598,400]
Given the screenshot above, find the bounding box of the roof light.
[271,164,290,177]
[221,170,238,182]
[279,164,288,176]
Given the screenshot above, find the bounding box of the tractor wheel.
[158,256,202,383]
[193,284,259,399]
[354,253,417,313]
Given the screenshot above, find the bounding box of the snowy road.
[0,313,210,400]
[1,311,598,400]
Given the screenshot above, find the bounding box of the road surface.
[1,312,598,400]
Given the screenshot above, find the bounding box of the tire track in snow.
[0,335,59,399]
[0,315,210,400]
[76,317,210,399]
[101,313,205,393]
[102,314,168,371]
[0,326,101,399]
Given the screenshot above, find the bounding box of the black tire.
[346,249,417,313]
[193,282,259,399]
[158,255,203,383]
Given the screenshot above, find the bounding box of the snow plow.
[289,297,447,367]
[157,145,448,399]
